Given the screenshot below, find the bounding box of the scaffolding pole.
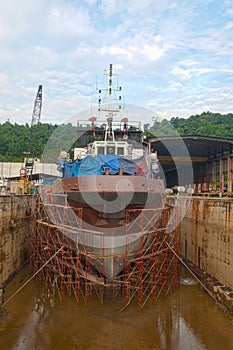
[30,194,181,311]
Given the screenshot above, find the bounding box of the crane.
[22,85,42,179]
[29,84,42,158]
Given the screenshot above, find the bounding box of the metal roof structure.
[148,135,233,158]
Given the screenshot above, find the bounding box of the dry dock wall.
[0,195,32,287]
[167,196,233,290]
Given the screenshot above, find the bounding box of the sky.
[0,0,233,126]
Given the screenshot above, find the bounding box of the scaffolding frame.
[30,194,181,310]
[121,206,180,311]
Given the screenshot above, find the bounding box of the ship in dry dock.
[43,64,166,282]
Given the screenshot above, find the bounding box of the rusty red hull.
[52,175,166,280]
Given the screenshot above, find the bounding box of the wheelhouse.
[88,141,132,157]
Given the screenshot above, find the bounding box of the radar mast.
[98,64,123,141]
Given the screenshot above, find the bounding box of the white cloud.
[171,67,192,81]
[169,81,184,92]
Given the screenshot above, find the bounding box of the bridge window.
[97,146,105,155]
[117,147,124,155]
[107,147,115,155]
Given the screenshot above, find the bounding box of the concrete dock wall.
[0,195,32,287]
[167,196,233,290]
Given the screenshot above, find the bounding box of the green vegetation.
[0,111,233,162]
[0,121,57,162]
[147,111,233,138]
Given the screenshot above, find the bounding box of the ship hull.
[53,175,166,281]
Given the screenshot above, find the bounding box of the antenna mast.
[98,64,122,141]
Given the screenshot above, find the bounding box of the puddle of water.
[1,266,233,350]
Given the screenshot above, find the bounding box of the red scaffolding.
[30,194,181,310]
[122,206,180,311]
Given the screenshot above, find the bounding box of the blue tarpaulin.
[42,177,59,185]
[59,155,147,178]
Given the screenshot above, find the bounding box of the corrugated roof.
[147,135,233,158]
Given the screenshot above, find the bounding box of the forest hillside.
[0,112,232,162]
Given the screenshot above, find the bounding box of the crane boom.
[23,85,42,179]
[30,85,42,158]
